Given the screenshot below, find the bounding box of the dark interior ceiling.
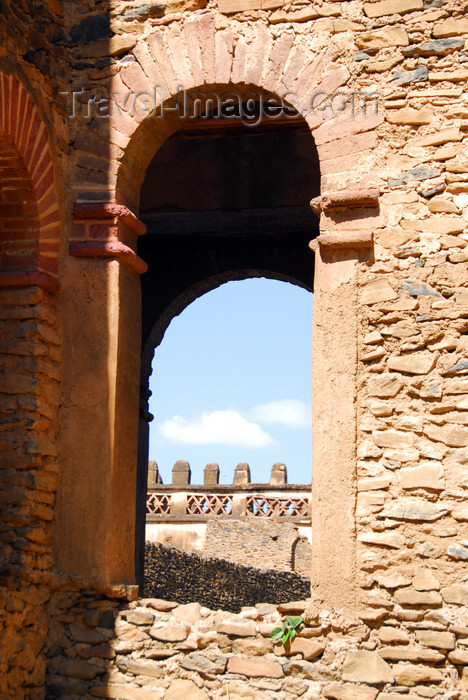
[138,113,321,364]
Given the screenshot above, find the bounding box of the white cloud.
[157,409,276,447]
[250,399,311,428]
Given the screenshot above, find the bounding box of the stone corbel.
[309,189,380,254]
[70,203,148,274]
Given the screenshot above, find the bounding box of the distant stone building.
[146,460,312,575]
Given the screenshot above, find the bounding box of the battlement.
[146,460,312,523]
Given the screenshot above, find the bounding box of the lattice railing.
[186,494,233,516]
[146,491,310,519]
[246,496,310,518]
[146,492,172,515]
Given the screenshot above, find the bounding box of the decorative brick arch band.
[0,72,60,291]
[71,14,382,213]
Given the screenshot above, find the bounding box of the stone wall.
[144,542,310,611]
[45,589,468,698]
[205,519,311,574]
[146,518,312,573]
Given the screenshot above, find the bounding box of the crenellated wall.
[145,460,312,572]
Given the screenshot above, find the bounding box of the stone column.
[309,189,379,611]
[54,203,147,588]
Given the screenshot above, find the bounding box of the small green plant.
[270,615,303,645]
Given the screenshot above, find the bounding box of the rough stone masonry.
[2,0,468,697]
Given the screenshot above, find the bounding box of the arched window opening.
[136,106,320,586]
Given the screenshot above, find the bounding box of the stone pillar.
[233,462,251,485]
[232,493,247,518]
[204,462,220,486]
[54,203,147,587]
[270,462,287,485]
[172,460,191,485]
[148,460,161,488]
[170,492,188,517]
[309,189,379,611]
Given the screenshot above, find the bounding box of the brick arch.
[96,14,381,211]
[0,72,62,695]
[0,72,60,291]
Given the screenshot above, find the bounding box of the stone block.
[391,67,428,86]
[165,679,209,700]
[379,646,444,662]
[364,0,422,17]
[401,216,465,235]
[58,659,106,680]
[392,662,443,686]
[179,652,226,675]
[398,463,444,490]
[433,18,468,37]
[116,657,163,679]
[172,460,191,485]
[442,584,468,604]
[373,430,414,449]
[227,656,284,678]
[453,504,468,521]
[400,280,441,297]
[78,35,137,58]
[233,638,273,655]
[448,544,468,560]
[358,531,405,548]
[424,424,468,447]
[217,619,256,637]
[356,27,409,49]
[368,373,403,398]
[386,108,432,125]
[388,353,436,375]
[172,603,201,624]
[412,569,440,591]
[415,127,463,147]
[449,650,468,664]
[125,609,155,626]
[404,38,464,56]
[415,630,455,650]
[376,571,411,588]
[428,198,460,214]
[393,589,442,606]
[145,599,177,612]
[149,624,189,642]
[69,624,106,644]
[378,627,409,644]
[361,279,398,304]
[381,498,447,522]
[277,601,307,614]
[274,638,325,660]
[342,650,394,685]
[323,684,378,699]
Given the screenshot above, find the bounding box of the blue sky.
[148,278,313,485]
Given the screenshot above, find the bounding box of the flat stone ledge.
[311,231,374,250]
[310,189,380,215]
